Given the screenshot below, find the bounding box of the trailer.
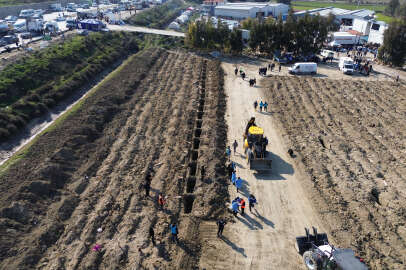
[296,227,368,270]
[329,32,360,46]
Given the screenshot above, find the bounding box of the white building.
[294,7,387,45]
[214,2,289,20]
[368,21,387,44]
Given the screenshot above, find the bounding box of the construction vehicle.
[243,117,272,172]
[296,227,368,270]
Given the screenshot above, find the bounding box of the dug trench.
[0,49,228,269]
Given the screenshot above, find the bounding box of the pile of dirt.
[262,76,406,269]
[0,49,228,269]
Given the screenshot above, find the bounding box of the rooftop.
[294,7,375,19]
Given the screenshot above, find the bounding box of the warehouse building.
[214,2,289,20]
[294,7,387,44]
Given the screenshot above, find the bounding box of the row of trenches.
[183,61,207,214]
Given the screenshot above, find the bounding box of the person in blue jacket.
[231,171,237,185]
[235,177,243,193]
[170,223,179,243]
[231,200,239,217]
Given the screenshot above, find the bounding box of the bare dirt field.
[262,75,406,270]
[0,48,227,269]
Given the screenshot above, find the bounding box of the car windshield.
[345,64,353,69]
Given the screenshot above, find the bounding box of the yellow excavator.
[243,117,272,172]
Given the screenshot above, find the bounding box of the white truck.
[329,32,359,47]
[338,57,354,75]
[288,62,317,75]
[19,9,35,18]
[27,19,44,32]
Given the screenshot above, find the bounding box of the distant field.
[292,1,394,22]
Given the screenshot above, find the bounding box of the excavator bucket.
[249,158,272,172]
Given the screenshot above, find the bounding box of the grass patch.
[0,52,138,177]
[0,31,139,143]
[126,0,187,29]
[0,34,183,176]
[292,1,394,23]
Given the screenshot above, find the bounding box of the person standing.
[278,64,281,72]
[259,101,263,112]
[231,171,237,185]
[240,198,246,215]
[217,219,227,237]
[264,102,268,112]
[235,177,242,193]
[226,146,231,161]
[170,223,179,243]
[254,100,258,111]
[158,193,166,210]
[233,140,238,154]
[144,180,151,197]
[235,67,238,75]
[149,226,155,246]
[231,200,239,217]
[227,162,234,179]
[249,194,257,212]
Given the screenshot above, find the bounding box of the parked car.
[19,9,35,18]
[34,9,45,15]
[2,34,19,44]
[20,32,32,39]
[4,15,18,24]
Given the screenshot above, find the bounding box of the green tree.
[227,29,244,54]
[276,0,291,5]
[385,0,400,16]
[378,20,406,67]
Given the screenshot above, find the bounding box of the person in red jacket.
[240,198,246,215]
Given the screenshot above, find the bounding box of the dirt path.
[199,59,325,269]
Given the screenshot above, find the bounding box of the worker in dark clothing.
[149,226,155,246]
[145,172,152,197]
[253,101,258,111]
[234,67,238,75]
[278,64,281,72]
[201,165,206,179]
[144,180,151,197]
[249,194,257,212]
[217,219,227,237]
[227,162,235,179]
[232,140,238,154]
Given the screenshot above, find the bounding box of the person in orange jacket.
[240,198,246,215]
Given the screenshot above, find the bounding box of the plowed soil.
[0,48,227,269]
[263,76,406,269]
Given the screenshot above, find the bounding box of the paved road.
[107,24,185,37]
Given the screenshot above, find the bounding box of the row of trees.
[385,0,406,19]
[244,13,338,56]
[185,19,244,54]
[185,13,338,57]
[378,20,406,66]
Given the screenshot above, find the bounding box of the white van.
[338,57,354,75]
[321,49,334,59]
[288,62,317,75]
[13,19,27,32]
[19,9,35,18]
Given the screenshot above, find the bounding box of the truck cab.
[19,9,35,18]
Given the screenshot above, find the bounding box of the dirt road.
[199,59,324,269]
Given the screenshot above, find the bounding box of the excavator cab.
[244,126,272,172]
